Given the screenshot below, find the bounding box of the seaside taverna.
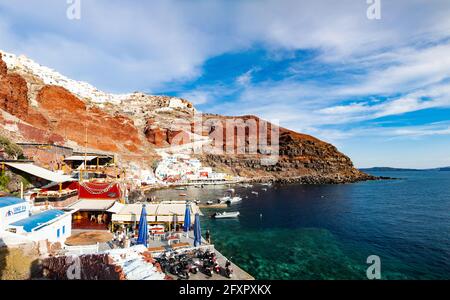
[0,142,252,280]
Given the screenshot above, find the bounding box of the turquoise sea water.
[149,171,450,280]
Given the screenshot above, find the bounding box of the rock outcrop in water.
[0,50,374,183]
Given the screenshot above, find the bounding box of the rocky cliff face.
[0,52,156,166]
[194,115,373,183]
[0,55,29,119]
[0,50,372,183]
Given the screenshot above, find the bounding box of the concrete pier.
[146,232,254,280]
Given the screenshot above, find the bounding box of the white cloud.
[1,0,449,93]
[319,83,450,122]
[236,70,253,86]
[334,43,450,96]
[305,121,450,149]
[1,0,450,167]
[206,38,450,134]
[0,0,244,92]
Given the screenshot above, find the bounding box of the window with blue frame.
[57,228,60,238]
[62,226,65,235]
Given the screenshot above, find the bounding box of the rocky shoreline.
[126,173,397,203]
[243,173,394,185]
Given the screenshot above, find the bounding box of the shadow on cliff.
[29,258,44,280]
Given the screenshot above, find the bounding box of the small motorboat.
[219,189,242,204]
[206,200,214,205]
[251,191,259,196]
[175,187,187,191]
[262,188,268,192]
[241,183,253,188]
[219,196,231,203]
[212,212,240,219]
[226,196,242,204]
[179,193,187,197]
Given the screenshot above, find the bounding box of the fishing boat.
[179,193,187,197]
[212,212,240,219]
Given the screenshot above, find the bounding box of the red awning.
[78,182,122,200]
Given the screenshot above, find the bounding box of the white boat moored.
[227,196,242,204]
[213,212,240,219]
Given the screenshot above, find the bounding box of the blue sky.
[1,0,450,168]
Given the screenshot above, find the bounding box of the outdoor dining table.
[172,232,182,239]
[147,246,166,254]
[167,236,181,246]
[171,242,191,250]
[152,231,165,241]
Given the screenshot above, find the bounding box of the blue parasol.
[136,204,148,247]
[193,213,202,247]
[183,203,191,235]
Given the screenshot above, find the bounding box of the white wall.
[31,214,73,244]
[10,213,72,244]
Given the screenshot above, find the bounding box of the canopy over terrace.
[64,152,115,171]
[111,201,203,225]
[64,155,98,162]
[68,199,117,230]
[3,162,74,183]
[68,199,117,212]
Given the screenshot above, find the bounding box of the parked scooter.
[202,260,214,277]
[169,263,181,276]
[179,264,191,280]
[213,261,221,274]
[181,259,199,274]
[225,260,234,279]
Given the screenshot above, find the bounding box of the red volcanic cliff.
[34,86,144,154]
[0,53,150,160]
[144,119,191,147]
[0,52,373,183]
[0,53,29,119]
[195,114,372,183]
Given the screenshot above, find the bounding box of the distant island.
[360,167,450,172]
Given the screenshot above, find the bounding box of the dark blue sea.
[149,171,450,279]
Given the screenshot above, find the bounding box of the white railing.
[64,243,100,255]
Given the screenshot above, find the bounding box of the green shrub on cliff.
[0,171,11,192]
[151,159,160,170]
[0,135,24,159]
[21,174,31,189]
